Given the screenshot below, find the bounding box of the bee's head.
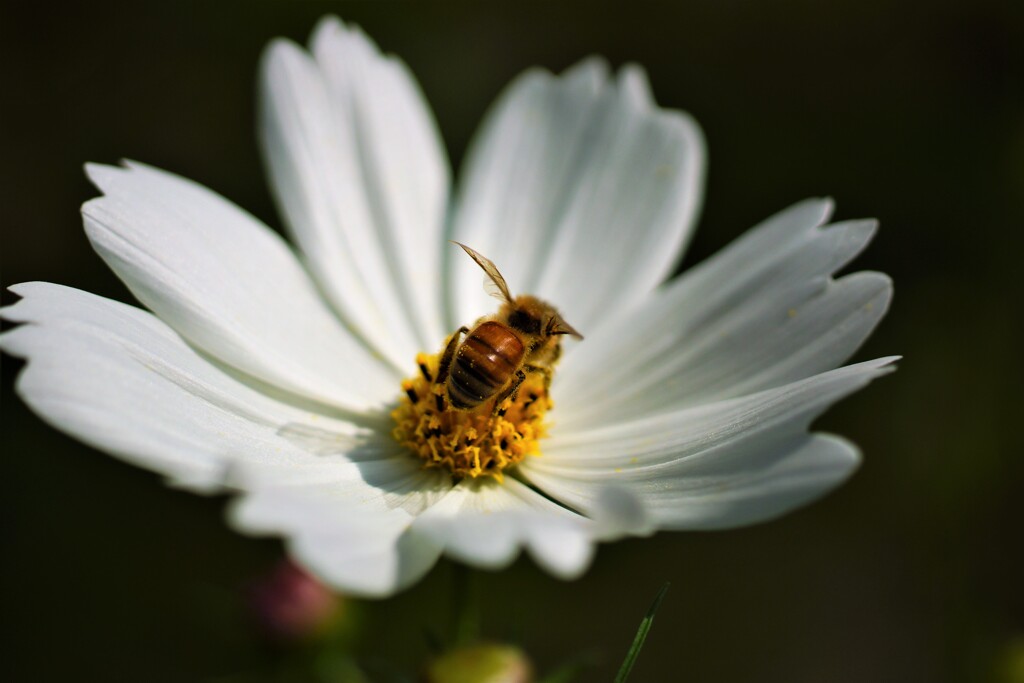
[506,296,583,341]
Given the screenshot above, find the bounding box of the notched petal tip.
[3,280,33,300]
[82,161,123,193]
[311,13,383,61]
[1,282,67,329]
[617,62,653,107]
[796,196,837,228]
[310,14,373,44]
[83,159,164,199]
[260,36,304,68]
[562,55,611,90]
[758,197,835,235]
[311,13,345,37]
[826,215,878,236]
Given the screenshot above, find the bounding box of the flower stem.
[451,562,481,647]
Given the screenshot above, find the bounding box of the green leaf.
[613,582,671,683]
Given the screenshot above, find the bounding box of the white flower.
[0,17,895,597]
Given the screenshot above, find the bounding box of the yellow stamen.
[391,351,552,481]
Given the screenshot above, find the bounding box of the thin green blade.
[613,582,671,683]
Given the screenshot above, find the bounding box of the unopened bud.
[246,558,341,642]
[423,643,533,683]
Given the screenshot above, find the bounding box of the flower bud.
[246,558,341,642]
[423,643,533,683]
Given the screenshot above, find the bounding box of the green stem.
[613,582,670,683]
[451,562,480,647]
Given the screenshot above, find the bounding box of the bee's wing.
[452,241,514,304]
[482,275,511,303]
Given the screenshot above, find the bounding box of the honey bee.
[435,242,583,413]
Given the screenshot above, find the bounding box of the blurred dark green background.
[2,1,1022,681]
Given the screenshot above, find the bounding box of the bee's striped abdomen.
[448,321,524,409]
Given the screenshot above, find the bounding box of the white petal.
[448,60,705,334]
[230,459,450,597]
[0,283,368,492]
[82,161,396,414]
[655,433,860,529]
[555,199,890,428]
[260,17,449,370]
[524,358,896,529]
[412,477,595,580]
[589,485,656,540]
[235,446,452,516]
[1,282,450,596]
[617,63,655,109]
[232,486,440,598]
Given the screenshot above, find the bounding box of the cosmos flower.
[0,17,895,597]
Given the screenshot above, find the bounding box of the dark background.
[2,1,1022,681]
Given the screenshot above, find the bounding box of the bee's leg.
[494,370,527,417]
[434,327,468,412]
[436,327,469,386]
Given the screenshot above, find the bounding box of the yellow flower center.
[391,350,552,481]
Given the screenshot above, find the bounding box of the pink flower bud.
[246,559,340,642]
